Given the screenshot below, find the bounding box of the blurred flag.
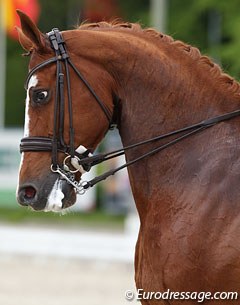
[82,0,120,23]
[0,0,40,39]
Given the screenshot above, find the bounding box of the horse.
[16,10,240,305]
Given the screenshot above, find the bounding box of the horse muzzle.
[17,174,76,211]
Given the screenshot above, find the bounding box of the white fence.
[0,129,21,189]
[0,223,137,262]
[0,129,96,210]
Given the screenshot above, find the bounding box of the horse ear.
[15,26,33,52]
[16,9,45,51]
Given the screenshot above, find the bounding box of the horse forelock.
[77,21,240,100]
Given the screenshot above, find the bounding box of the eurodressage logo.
[125,289,238,302]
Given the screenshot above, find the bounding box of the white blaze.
[45,179,65,212]
[17,75,38,195]
[24,75,38,137]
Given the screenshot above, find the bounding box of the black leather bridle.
[20,28,240,194]
[20,28,116,193]
[21,28,113,163]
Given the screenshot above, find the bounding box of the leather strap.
[21,28,115,171]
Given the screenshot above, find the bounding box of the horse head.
[16,11,116,211]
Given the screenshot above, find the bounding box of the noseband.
[20,28,240,195]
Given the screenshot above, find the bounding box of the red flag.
[3,0,40,40]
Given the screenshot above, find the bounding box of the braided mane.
[79,21,240,98]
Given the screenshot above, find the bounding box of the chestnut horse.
[16,10,240,304]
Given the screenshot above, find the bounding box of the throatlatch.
[20,28,240,194]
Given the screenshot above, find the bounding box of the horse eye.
[32,90,50,104]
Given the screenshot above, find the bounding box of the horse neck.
[73,30,237,137]
[75,29,240,219]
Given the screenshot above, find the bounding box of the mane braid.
[78,21,240,99]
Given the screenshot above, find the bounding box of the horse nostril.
[18,185,37,206]
[24,186,36,200]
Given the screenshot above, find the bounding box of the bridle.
[21,28,113,154]
[20,28,115,193]
[20,28,240,194]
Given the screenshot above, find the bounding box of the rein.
[75,108,240,190]
[20,28,240,194]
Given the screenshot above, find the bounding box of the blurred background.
[0,0,240,304]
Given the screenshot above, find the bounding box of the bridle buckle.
[50,164,87,195]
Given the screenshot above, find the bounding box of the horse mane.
[79,21,240,99]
